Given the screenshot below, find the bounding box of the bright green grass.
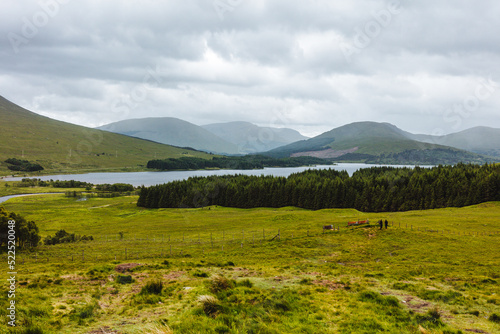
[0,195,499,333]
[0,182,87,197]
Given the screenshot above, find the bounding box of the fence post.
[263,228,265,240]
[278,229,281,241]
[170,245,172,256]
[82,250,85,262]
[125,248,127,260]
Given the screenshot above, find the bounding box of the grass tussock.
[198,295,220,317]
[208,275,234,293]
[140,280,164,295]
[143,323,174,334]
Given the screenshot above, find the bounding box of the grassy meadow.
[0,192,499,333]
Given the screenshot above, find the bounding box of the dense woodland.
[138,164,500,212]
[147,155,332,170]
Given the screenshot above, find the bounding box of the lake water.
[2,163,430,187]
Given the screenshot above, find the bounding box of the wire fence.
[3,223,499,265]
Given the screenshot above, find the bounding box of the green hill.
[0,96,212,175]
[265,121,495,164]
[97,117,239,155]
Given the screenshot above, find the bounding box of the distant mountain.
[0,96,211,175]
[97,118,239,154]
[265,121,497,165]
[202,121,308,154]
[402,127,500,157]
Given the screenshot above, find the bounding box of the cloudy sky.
[1,0,499,137]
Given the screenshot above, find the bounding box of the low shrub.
[116,274,134,284]
[209,276,234,294]
[358,291,400,307]
[192,270,210,278]
[416,308,444,328]
[489,313,500,323]
[141,280,164,295]
[238,279,253,288]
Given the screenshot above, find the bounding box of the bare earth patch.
[88,326,122,333]
[163,271,186,280]
[115,263,142,273]
[402,295,430,312]
[313,280,348,290]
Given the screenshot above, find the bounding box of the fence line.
[3,223,499,264]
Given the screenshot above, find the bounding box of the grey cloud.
[0,0,499,137]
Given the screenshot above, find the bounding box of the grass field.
[1,193,499,333]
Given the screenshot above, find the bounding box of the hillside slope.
[406,127,500,157]
[98,118,239,154]
[202,121,308,154]
[0,96,211,175]
[265,121,495,164]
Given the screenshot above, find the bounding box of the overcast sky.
[1,0,499,137]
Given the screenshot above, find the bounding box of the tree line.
[14,178,134,193]
[44,229,93,245]
[147,155,332,171]
[4,158,44,172]
[137,163,500,212]
[0,206,41,249]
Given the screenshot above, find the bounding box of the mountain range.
[406,127,500,158]
[265,122,500,164]
[98,119,308,155]
[1,95,499,175]
[0,96,211,175]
